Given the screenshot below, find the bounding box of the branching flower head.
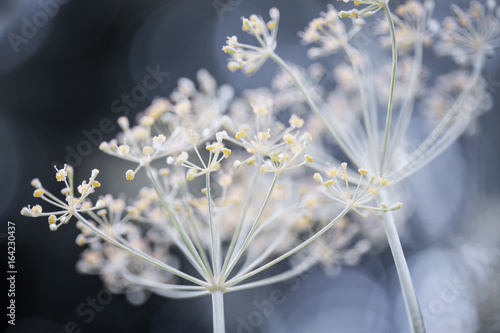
[422,69,492,134]
[337,0,389,19]
[299,5,365,59]
[75,195,179,303]
[435,0,500,66]
[222,99,313,174]
[377,0,439,52]
[21,3,500,332]
[313,163,402,217]
[169,131,232,182]
[223,8,280,74]
[99,70,233,180]
[21,165,103,231]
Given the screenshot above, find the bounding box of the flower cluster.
[222,97,313,174]
[222,8,280,74]
[313,163,401,216]
[222,3,498,331]
[299,5,364,59]
[99,70,233,180]
[21,165,103,231]
[422,69,492,134]
[22,2,499,332]
[377,0,439,52]
[337,0,388,19]
[435,0,500,66]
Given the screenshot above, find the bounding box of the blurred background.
[1,0,499,332]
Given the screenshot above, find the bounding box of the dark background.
[1,0,500,332]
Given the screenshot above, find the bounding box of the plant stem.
[212,290,226,333]
[72,211,210,287]
[268,51,366,168]
[222,173,279,281]
[380,192,425,333]
[225,206,350,288]
[379,4,398,173]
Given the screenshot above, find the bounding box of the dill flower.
[337,0,388,19]
[294,217,373,276]
[222,97,313,174]
[21,165,103,231]
[377,0,439,53]
[99,70,233,179]
[435,0,500,66]
[21,2,500,332]
[313,163,401,216]
[422,69,492,134]
[299,5,365,59]
[75,196,179,303]
[222,8,280,74]
[223,3,500,332]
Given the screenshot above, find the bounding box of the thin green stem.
[379,4,398,173]
[234,215,291,277]
[388,39,423,166]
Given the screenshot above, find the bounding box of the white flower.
[435,1,500,66]
[223,8,280,74]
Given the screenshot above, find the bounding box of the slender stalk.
[72,211,209,287]
[379,191,425,333]
[393,55,485,181]
[225,206,350,288]
[179,180,215,279]
[268,52,367,168]
[206,173,221,279]
[146,165,212,282]
[379,4,398,173]
[221,165,260,275]
[227,256,317,292]
[212,290,226,333]
[388,39,423,166]
[340,42,378,170]
[221,173,279,281]
[234,216,291,277]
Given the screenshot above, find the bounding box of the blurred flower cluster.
[23,0,499,332]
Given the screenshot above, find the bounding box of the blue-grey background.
[1,0,499,332]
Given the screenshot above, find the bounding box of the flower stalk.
[211,290,226,333]
[379,190,425,333]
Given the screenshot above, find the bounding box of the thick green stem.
[380,192,425,333]
[212,290,226,333]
